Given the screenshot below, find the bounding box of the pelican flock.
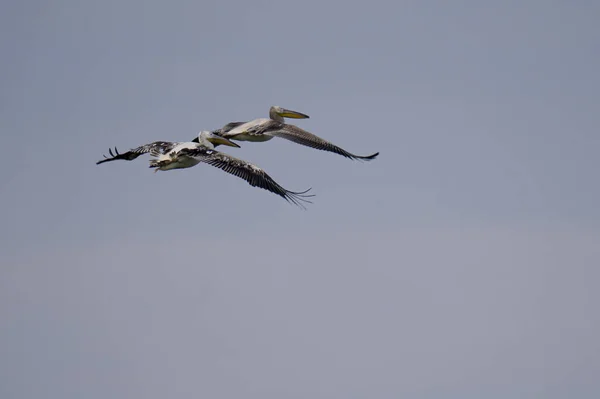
[97,106,379,208]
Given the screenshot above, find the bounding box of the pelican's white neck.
[269,106,285,122]
[196,131,215,149]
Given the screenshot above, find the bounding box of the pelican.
[96,131,314,208]
[96,131,239,168]
[195,105,379,161]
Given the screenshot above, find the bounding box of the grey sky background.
[1,1,599,398]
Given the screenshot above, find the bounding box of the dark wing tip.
[288,187,314,196]
[96,146,132,165]
[283,187,315,209]
[344,151,380,162]
[96,148,117,165]
[355,151,379,161]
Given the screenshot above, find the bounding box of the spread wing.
[215,121,247,135]
[191,122,247,142]
[96,141,177,165]
[178,147,314,208]
[225,121,379,161]
[267,124,379,161]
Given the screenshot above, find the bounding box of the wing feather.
[223,120,379,161]
[96,141,176,165]
[268,125,379,161]
[216,121,247,135]
[179,147,314,208]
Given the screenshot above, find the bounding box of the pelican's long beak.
[207,134,241,148]
[277,108,310,119]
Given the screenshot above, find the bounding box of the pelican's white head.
[269,106,310,122]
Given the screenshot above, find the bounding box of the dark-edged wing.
[178,147,314,208]
[191,122,248,142]
[217,120,284,139]
[96,141,177,165]
[267,124,379,161]
[244,120,284,135]
[215,121,247,135]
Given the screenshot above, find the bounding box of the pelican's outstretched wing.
[237,121,379,161]
[270,124,379,161]
[96,141,176,165]
[215,121,247,135]
[191,122,246,142]
[179,147,314,208]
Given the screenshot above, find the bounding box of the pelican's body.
[200,105,379,161]
[96,131,314,208]
[96,131,239,171]
[150,142,202,171]
[225,119,275,142]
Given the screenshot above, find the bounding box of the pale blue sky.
[1,1,599,398]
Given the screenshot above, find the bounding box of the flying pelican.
[194,105,379,161]
[96,131,314,208]
[96,130,239,167]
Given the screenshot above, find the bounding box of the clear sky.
[1,1,599,398]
